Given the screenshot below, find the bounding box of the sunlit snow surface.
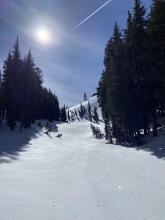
[0,97,165,220]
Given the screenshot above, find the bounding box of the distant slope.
[69,95,102,118]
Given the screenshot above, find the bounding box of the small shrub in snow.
[90,124,104,139]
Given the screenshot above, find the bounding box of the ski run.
[0,96,165,220]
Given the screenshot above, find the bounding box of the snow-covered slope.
[0,100,165,219]
[69,95,102,118]
[70,95,99,110]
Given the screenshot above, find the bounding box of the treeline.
[67,101,99,123]
[97,0,165,144]
[0,37,60,130]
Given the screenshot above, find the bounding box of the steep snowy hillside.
[0,108,165,219]
[70,95,99,110]
[69,95,102,118]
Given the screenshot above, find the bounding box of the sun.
[36,28,50,44]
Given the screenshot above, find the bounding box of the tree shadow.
[138,136,165,159]
[122,133,165,160]
[51,123,58,133]
[0,123,42,164]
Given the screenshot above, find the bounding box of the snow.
[0,98,165,220]
[70,95,102,117]
[70,96,99,110]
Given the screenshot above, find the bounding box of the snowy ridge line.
[69,95,99,110]
[69,95,102,119]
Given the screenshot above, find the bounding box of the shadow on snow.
[0,122,59,164]
[122,133,165,160]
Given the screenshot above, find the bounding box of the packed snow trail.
[0,121,165,220]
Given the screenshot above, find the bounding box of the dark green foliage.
[41,88,60,123]
[60,105,67,122]
[97,0,165,144]
[90,124,104,139]
[79,103,86,118]
[1,37,60,130]
[3,38,22,129]
[147,0,165,136]
[87,102,92,121]
[83,92,87,101]
[93,107,99,123]
[70,111,75,121]
[74,110,78,119]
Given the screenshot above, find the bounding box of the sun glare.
[36,28,50,44]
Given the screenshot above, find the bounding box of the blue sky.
[0,0,151,106]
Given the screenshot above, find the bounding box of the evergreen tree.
[20,51,37,127]
[41,88,60,122]
[83,92,87,101]
[97,71,107,122]
[123,0,149,140]
[147,0,165,136]
[98,24,126,142]
[74,110,78,120]
[2,49,17,130]
[107,23,127,142]
[0,71,3,121]
[97,0,165,144]
[79,103,85,119]
[11,36,22,123]
[2,37,60,129]
[87,102,92,121]
[60,105,67,122]
[98,0,150,143]
[93,107,99,123]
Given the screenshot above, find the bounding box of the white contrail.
[73,0,113,30]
